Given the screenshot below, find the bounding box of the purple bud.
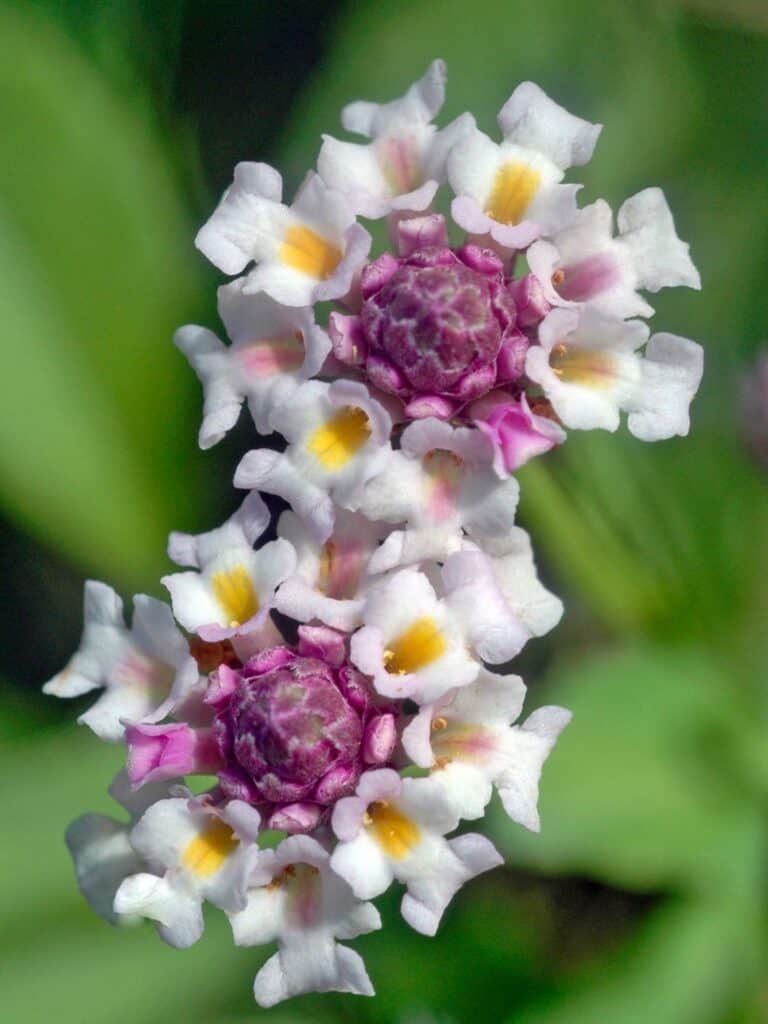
[339,238,523,421]
[126,723,221,787]
[362,713,397,765]
[212,646,398,827]
[268,802,324,834]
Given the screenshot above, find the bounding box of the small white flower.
[351,568,477,704]
[163,494,295,642]
[330,770,502,936]
[195,163,371,306]
[527,188,701,320]
[448,81,601,250]
[275,508,389,631]
[43,581,201,741]
[65,771,175,925]
[229,835,381,1006]
[176,280,331,443]
[402,669,571,827]
[357,417,520,573]
[351,554,527,705]
[234,379,392,544]
[113,798,262,949]
[318,59,474,219]
[527,307,704,439]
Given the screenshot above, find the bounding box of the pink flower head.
[211,628,396,831]
[329,229,528,421]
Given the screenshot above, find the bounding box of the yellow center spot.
[182,819,239,878]
[485,161,541,225]
[385,616,448,675]
[211,565,260,628]
[368,801,421,859]
[307,407,371,470]
[550,343,617,389]
[280,224,343,280]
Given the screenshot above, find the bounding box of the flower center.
[361,252,505,392]
[215,653,364,805]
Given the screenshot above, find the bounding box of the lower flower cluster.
[47,59,702,1006]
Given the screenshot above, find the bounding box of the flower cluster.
[49,61,702,1006]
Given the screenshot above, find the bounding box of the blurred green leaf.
[509,892,764,1024]
[0,3,207,589]
[494,646,765,893]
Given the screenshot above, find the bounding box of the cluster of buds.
[48,61,702,1006]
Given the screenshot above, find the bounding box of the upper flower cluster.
[48,60,702,1008]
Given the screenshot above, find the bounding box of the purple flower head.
[212,629,396,830]
[330,237,528,420]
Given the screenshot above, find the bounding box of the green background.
[1,1,766,1021]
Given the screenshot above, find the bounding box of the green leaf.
[492,646,764,894]
[0,4,208,589]
[508,891,764,1024]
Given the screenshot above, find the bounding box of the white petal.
[254,938,374,1007]
[399,832,502,936]
[496,705,572,832]
[627,333,704,441]
[330,832,394,900]
[174,323,242,449]
[195,162,284,275]
[66,814,142,924]
[442,550,529,663]
[617,187,701,293]
[114,873,203,949]
[497,81,601,168]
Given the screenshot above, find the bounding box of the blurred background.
[1,1,767,1021]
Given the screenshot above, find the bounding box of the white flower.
[527,307,704,439]
[65,771,175,925]
[195,163,371,306]
[462,525,564,638]
[113,798,262,949]
[229,835,381,1006]
[43,581,200,741]
[163,494,295,642]
[330,770,502,936]
[448,81,601,250]
[351,568,477,704]
[402,669,571,827]
[318,59,473,219]
[357,417,520,573]
[175,280,331,443]
[275,508,389,631]
[234,379,392,544]
[350,554,528,705]
[526,188,701,320]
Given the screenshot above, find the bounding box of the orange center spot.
[368,801,421,859]
[211,565,260,628]
[280,224,343,280]
[307,407,372,470]
[182,819,239,878]
[385,617,447,675]
[486,161,541,225]
[549,344,617,389]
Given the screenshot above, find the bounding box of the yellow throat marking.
[211,565,260,628]
[307,407,372,470]
[550,344,616,389]
[384,616,447,675]
[182,819,239,878]
[486,161,541,225]
[280,224,343,280]
[368,801,421,859]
